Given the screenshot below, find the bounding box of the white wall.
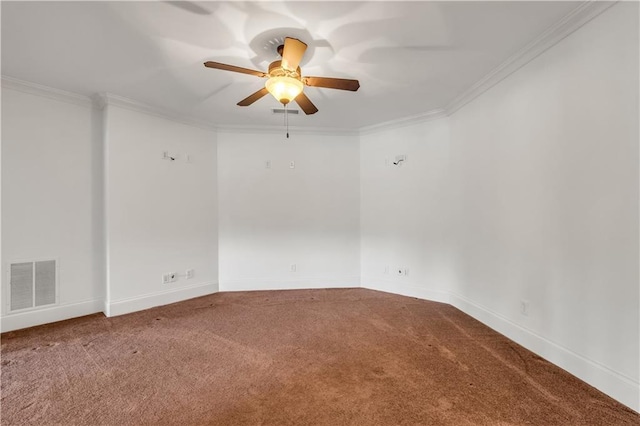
[1,88,103,331]
[447,2,639,410]
[103,105,218,315]
[360,119,451,302]
[360,2,638,411]
[217,130,360,290]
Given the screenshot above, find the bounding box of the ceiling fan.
[203,37,360,115]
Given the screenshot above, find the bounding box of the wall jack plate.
[393,155,407,166]
[162,151,176,161]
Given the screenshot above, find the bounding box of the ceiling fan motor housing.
[268,60,301,80]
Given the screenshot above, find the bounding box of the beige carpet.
[1,288,638,425]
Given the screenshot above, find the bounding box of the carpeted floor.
[1,288,638,425]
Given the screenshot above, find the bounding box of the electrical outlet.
[186,269,194,279]
[265,160,271,169]
[289,161,295,169]
[290,264,297,272]
[396,267,409,277]
[520,300,530,316]
[384,265,389,274]
[163,273,178,284]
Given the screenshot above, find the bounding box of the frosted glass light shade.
[265,76,303,105]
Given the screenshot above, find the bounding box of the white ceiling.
[2,1,580,130]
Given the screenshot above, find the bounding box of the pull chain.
[285,103,289,139]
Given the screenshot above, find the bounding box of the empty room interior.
[1,1,639,424]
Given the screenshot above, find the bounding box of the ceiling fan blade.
[237,87,269,106]
[294,92,318,115]
[281,37,307,72]
[304,76,360,91]
[204,61,267,78]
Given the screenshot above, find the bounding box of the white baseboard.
[1,299,104,333]
[361,277,451,304]
[219,276,361,292]
[106,282,218,317]
[448,292,639,413]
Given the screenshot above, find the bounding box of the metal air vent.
[272,108,299,115]
[9,260,57,311]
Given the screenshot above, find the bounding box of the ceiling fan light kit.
[265,76,303,105]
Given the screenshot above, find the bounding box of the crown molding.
[216,123,359,137]
[1,75,93,108]
[93,93,218,131]
[358,109,447,136]
[445,0,617,115]
[90,93,108,110]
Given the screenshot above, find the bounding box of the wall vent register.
[9,260,57,311]
[272,108,299,115]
